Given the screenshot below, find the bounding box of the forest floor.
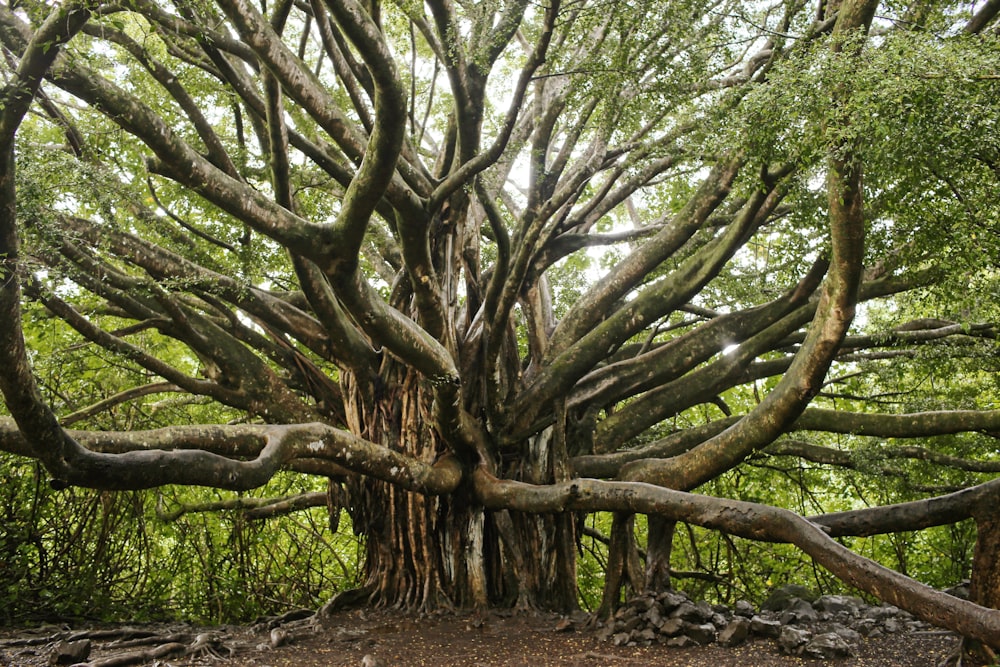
[0,607,981,667]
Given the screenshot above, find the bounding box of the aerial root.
[936,637,999,667]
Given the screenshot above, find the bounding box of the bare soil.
[2,608,972,667]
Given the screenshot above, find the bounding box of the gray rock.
[615,604,638,621]
[780,598,820,625]
[762,584,818,612]
[632,594,656,611]
[750,615,783,638]
[49,639,91,666]
[777,625,812,655]
[270,627,290,648]
[829,623,862,645]
[718,617,751,647]
[803,632,853,659]
[636,627,657,643]
[671,600,713,623]
[611,632,632,646]
[813,594,864,616]
[666,635,696,648]
[606,588,938,661]
[853,618,878,636]
[684,622,717,645]
[882,617,904,634]
[657,617,685,637]
[644,605,664,627]
[944,580,970,600]
[865,604,900,620]
[657,590,690,611]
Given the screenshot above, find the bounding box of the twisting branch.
[472,468,1000,649]
[0,417,462,493]
[0,0,94,467]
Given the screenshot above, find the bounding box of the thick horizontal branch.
[579,406,1000,481]
[811,478,1000,537]
[0,418,461,494]
[472,468,1000,648]
[768,438,1000,474]
[793,408,1000,437]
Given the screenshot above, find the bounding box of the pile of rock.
[596,585,937,659]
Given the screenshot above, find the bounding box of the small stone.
[777,625,812,655]
[270,627,290,648]
[780,598,819,625]
[813,594,864,616]
[803,632,852,659]
[718,617,751,647]
[611,632,631,646]
[658,617,685,637]
[865,604,900,620]
[684,622,717,645]
[762,584,818,612]
[882,618,904,633]
[49,639,90,666]
[829,623,862,644]
[670,601,697,620]
[944,580,970,599]
[666,635,695,648]
[671,601,712,623]
[636,628,657,643]
[695,601,714,620]
[619,616,643,633]
[615,605,638,621]
[854,618,878,636]
[631,594,656,611]
[734,600,756,617]
[657,590,689,611]
[750,615,782,638]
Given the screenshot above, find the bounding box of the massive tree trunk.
[342,362,578,611]
[967,506,1000,661]
[339,360,484,609]
[970,509,1000,611]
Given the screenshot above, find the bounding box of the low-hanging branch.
[0,418,462,493]
[472,468,1000,649]
[155,490,327,521]
[767,438,1000,474]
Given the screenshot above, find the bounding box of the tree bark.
[970,509,1000,611]
[342,362,485,610]
[475,471,1000,649]
[645,516,675,591]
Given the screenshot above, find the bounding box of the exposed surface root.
[0,622,269,666]
[937,637,999,667]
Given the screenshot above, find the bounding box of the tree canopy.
[1,0,999,648]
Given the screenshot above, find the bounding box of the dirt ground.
[250,609,968,667]
[2,608,972,667]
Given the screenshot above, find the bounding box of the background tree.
[1,0,999,649]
